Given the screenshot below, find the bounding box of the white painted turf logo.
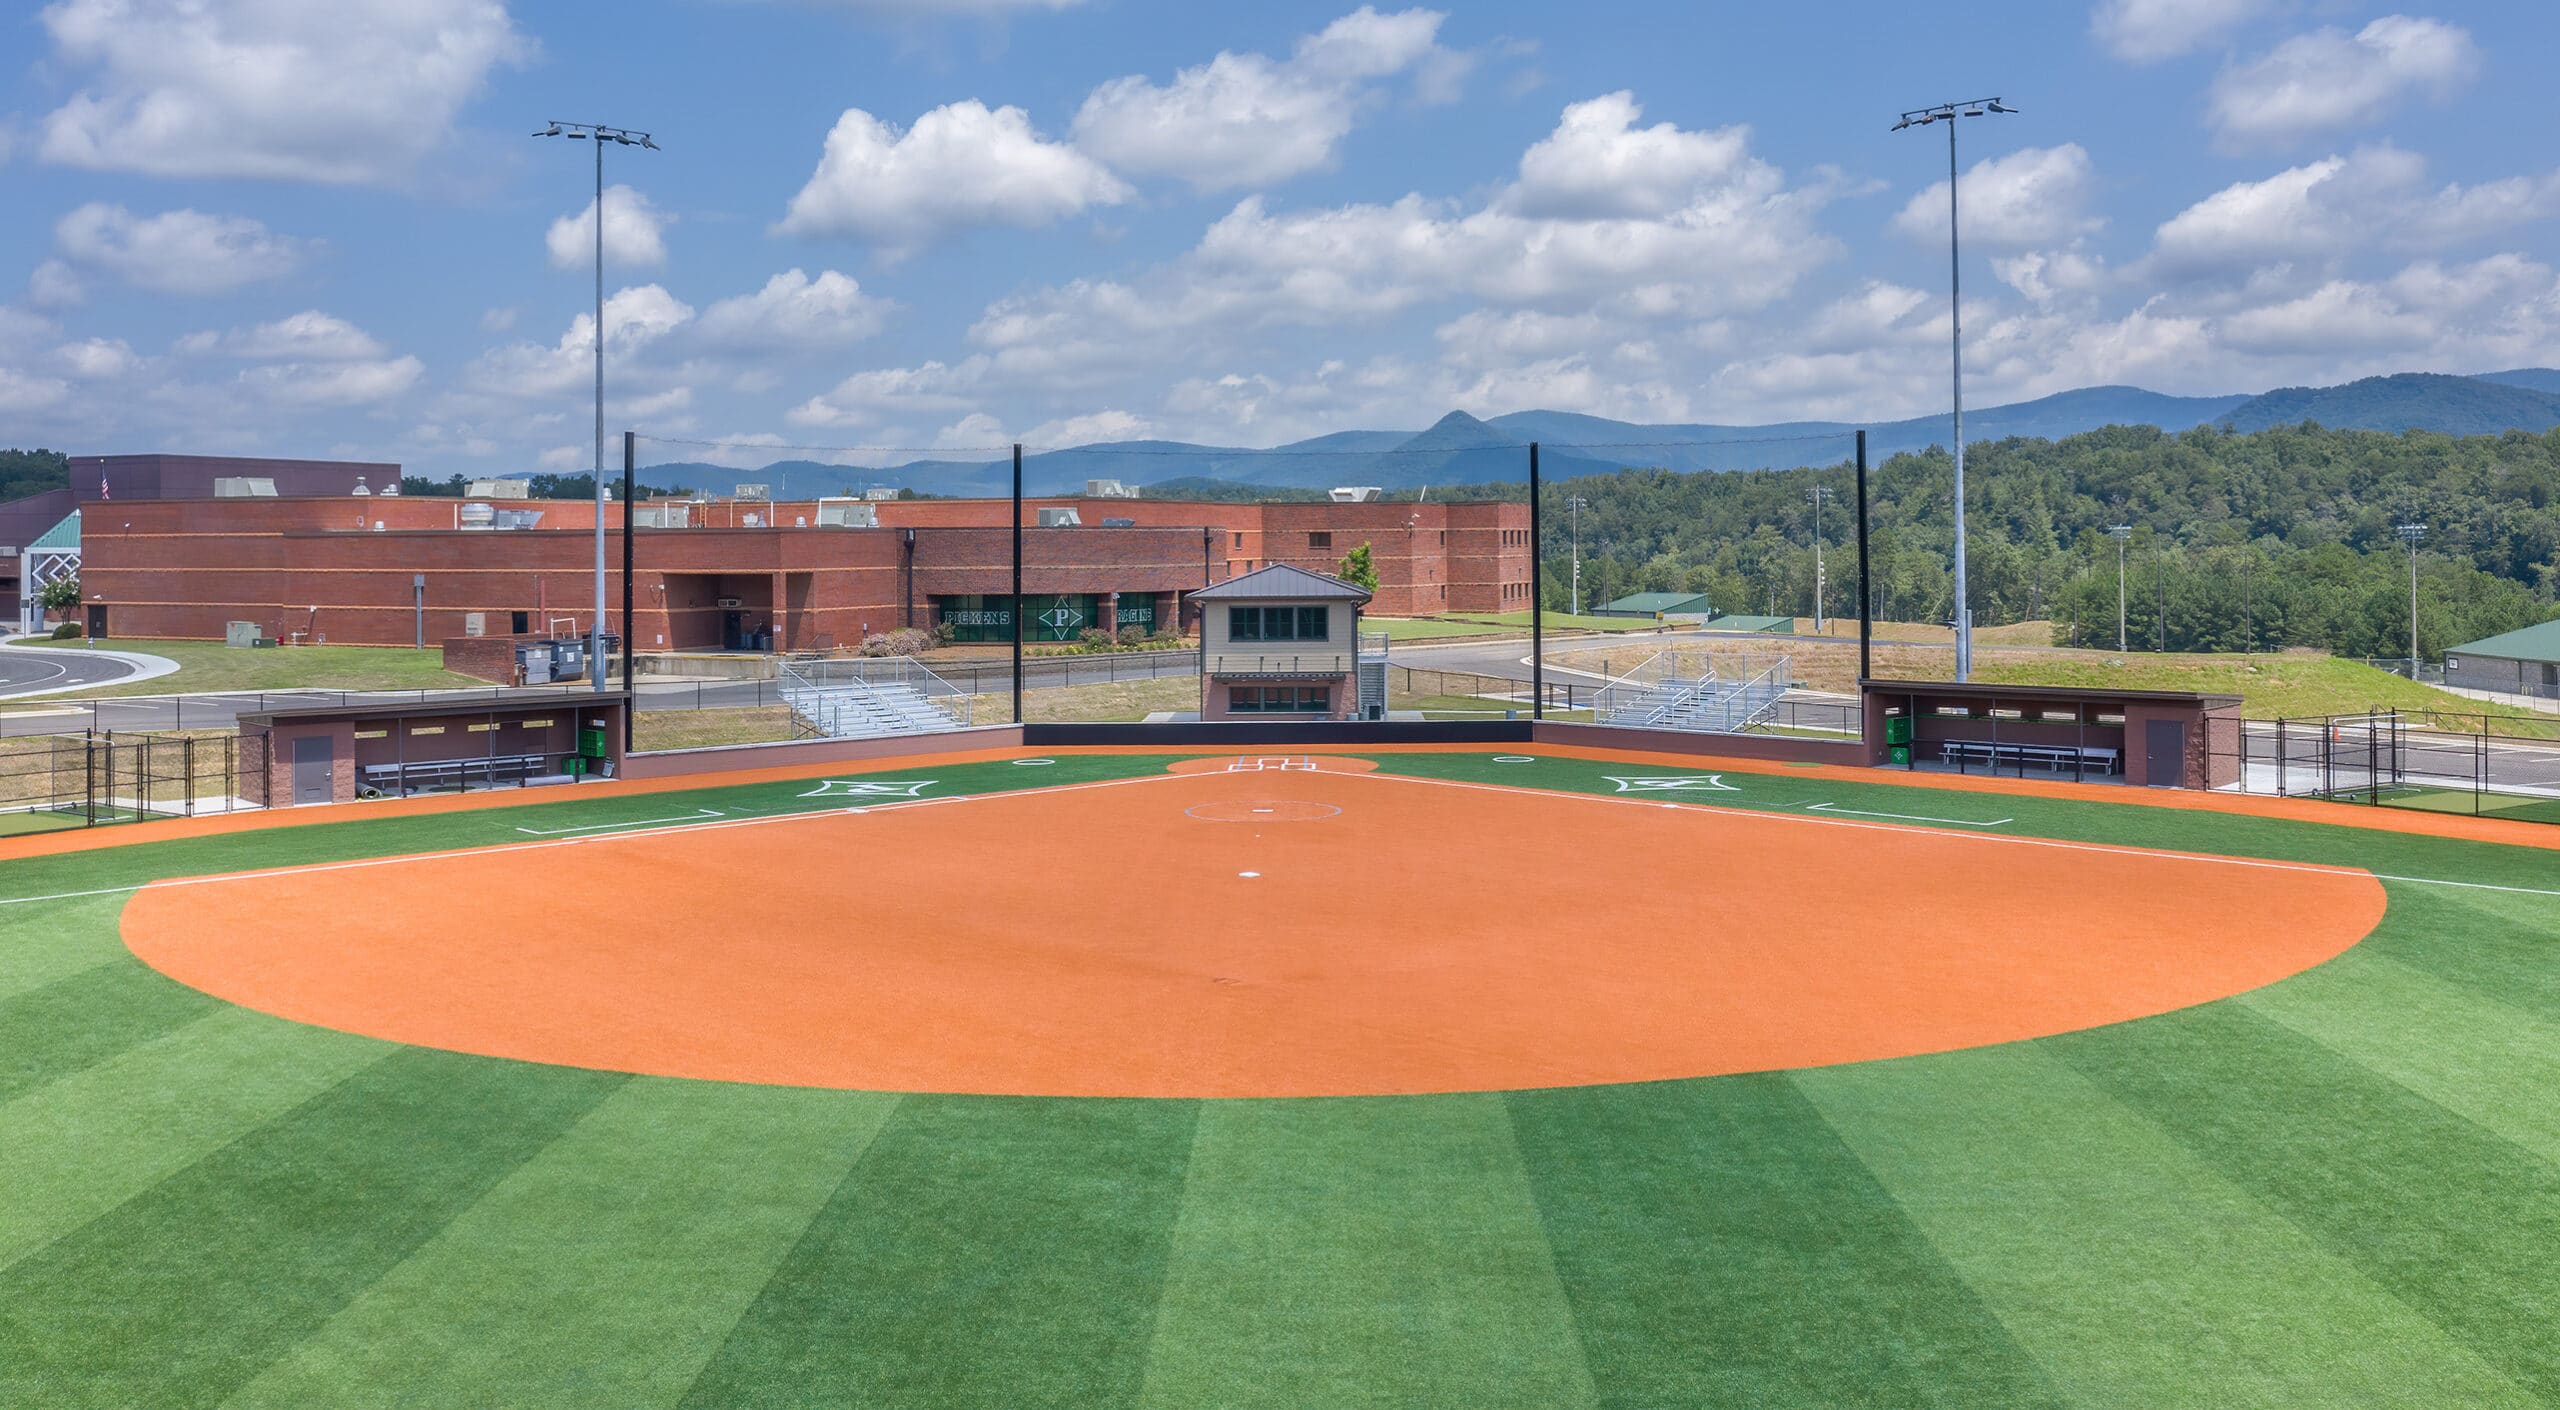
[1604,775,1738,793]
[800,778,939,798]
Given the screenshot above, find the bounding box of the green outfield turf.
[2,749,2557,1407]
[2366,783,2560,827]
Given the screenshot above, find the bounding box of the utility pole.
[1566,495,1588,616]
[1894,96,2016,681]
[2108,525,2132,651]
[2398,523,2426,675]
[533,120,660,691]
[1807,485,1832,632]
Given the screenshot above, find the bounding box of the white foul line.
[513,808,726,836]
[1336,767,2560,899]
[1806,801,2012,828]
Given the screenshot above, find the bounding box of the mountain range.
[640,369,2560,498]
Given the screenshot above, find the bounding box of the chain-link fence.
[0,730,265,836]
[2226,708,2560,825]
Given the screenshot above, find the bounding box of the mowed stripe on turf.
[0,958,225,1102]
[677,1096,1195,1409]
[1799,1044,2536,1407]
[1137,1095,1597,1410]
[1507,1075,2061,1408]
[2050,1003,2560,1402]
[0,1007,387,1270]
[0,1048,624,1410]
[223,1080,900,1410]
[2241,944,2560,1167]
[0,892,134,1001]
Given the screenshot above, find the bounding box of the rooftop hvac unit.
[213,477,279,497]
[466,478,533,499]
[1329,486,1384,502]
[635,505,691,528]
[1037,507,1082,527]
[1102,517,1136,528]
[814,499,879,527]
[862,487,902,501]
[1085,479,1139,498]
[491,509,546,530]
[717,596,743,609]
[457,502,496,529]
[733,483,771,501]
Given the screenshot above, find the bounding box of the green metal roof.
[1701,614,1795,633]
[1595,592,1713,614]
[2447,616,2560,665]
[26,510,77,552]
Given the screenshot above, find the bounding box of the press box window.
[1227,606,1330,642]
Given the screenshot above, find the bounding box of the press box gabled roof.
[1189,562,1373,602]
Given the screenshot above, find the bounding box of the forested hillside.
[1531,423,2560,659]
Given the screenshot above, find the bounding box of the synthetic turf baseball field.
[4,743,2559,1406]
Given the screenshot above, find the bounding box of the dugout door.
[2144,719,2185,788]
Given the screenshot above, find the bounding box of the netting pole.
[1010,443,1024,725]
[1855,429,1872,685]
[622,429,637,753]
[1529,441,1544,720]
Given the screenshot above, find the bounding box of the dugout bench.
[1861,679,2241,790]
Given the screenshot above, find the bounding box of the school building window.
[1307,531,1331,549]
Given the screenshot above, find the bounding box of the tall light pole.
[1566,495,1589,615]
[2108,525,2132,651]
[1894,97,2016,681]
[2397,523,2426,674]
[534,120,660,691]
[1807,485,1832,632]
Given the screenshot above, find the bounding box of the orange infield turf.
[123,763,2388,1098]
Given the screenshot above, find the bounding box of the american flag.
[97,473,109,501]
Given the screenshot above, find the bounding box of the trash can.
[1889,745,1912,766]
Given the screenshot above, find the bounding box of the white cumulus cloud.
[545,185,671,271]
[2090,0,2279,63]
[1071,7,1455,192]
[1891,145,2104,249]
[37,0,532,184]
[1508,92,1752,219]
[2208,16,2479,151]
[2147,146,2560,279]
[698,269,891,349]
[53,204,309,296]
[780,101,1129,254]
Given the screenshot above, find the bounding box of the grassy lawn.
[1445,610,1664,634]
[21,639,487,696]
[1549,634,2546,725]
[1973,650,2554,724]
[633,706,801,751]
[1362,617,1512,641]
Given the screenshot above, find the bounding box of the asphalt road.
[0,644,165,699]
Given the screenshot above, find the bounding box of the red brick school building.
[44,455,1531,650]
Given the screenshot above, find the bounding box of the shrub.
[50,622,82,639]
[859,627,933,657]
[927,622,957,648]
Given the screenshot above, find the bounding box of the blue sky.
[3,0,2557,477]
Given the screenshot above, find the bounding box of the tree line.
[1520,422,2560,658]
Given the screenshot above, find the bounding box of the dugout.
[238,689,629,807]
[1860,679,2241,789]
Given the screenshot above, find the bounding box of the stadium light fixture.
[1894,97,2015,681]
[534,120,660,690]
